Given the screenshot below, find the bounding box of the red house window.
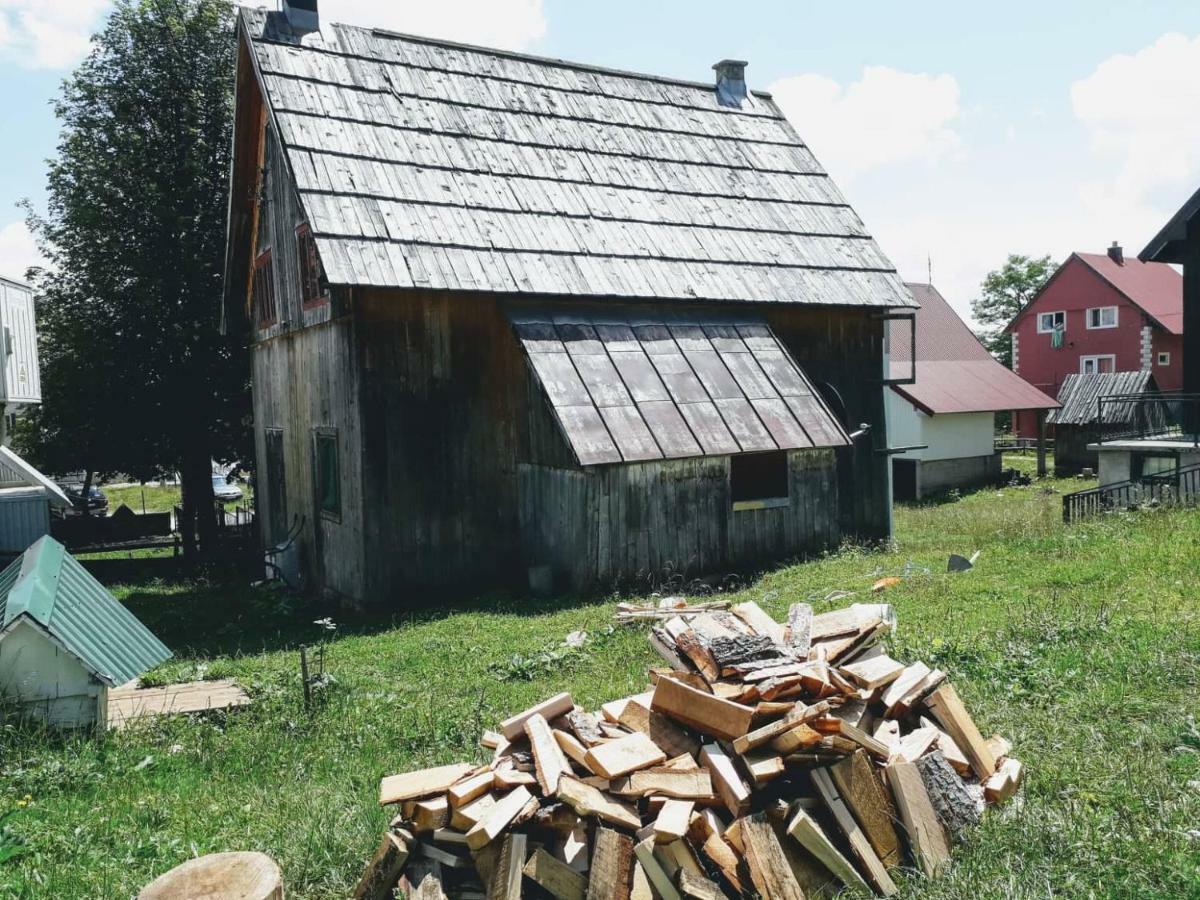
[297,223,328,308]
[253,250,277,328]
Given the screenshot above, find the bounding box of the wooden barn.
[222,2,916,604]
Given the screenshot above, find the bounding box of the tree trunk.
[81,469,94,519]
[179,445,216,559]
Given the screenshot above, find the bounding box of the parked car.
[62,484,108,514]
[212,474,244,504]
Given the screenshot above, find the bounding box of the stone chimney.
[1108,241,1124,266]
[713,59,749,109]
[282,0,319,39]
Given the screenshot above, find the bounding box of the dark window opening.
[265,428,287,540]
[731,451,789,507]
[1134,453,1176,480]
[314,429,340,519]
[254,249,277,328]
[297,222,328,308]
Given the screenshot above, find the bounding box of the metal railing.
[994,436,1054,453]
[1062,462,1200,522]
[1096,392,1200,445]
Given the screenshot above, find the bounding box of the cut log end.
[138,852,283,900]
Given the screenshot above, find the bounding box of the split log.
[983,757,1024,803]
[707,635,778,672]
[829,750,902,868]
[785,807,872,896]
[556,775,641,830]
[811,768,897,896]
[523,848,586,900]
[699,743,751,818]
[139,852,284,900]
[651,678,754,742]
[587,828,634,900]
[915,751,981,840]
[380,762,474,805]
[785,603,812,659]
[526,713,572,795]
[633,838,683,900]
[885,760,951,878]
[584,731,667,779]
[740,815,806,900]
[489,832,527,900]
[566,709,606,747]
[924,683,996,780]
[353,832,411,900]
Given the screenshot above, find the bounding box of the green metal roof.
[0,536,171,686]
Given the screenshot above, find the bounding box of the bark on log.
[916,751,980,841]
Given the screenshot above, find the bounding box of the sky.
[2,1,1200,323]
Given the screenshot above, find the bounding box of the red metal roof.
[1074,252,1182,335]
[889,283,1058,415]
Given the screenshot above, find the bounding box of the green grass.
[2,475,1199,898]
[102,483,183,514]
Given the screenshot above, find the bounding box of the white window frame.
[1079,354,1116,375]
[1085,306,1118,329]
[1037,311,1066,334]
[1157,351,1171,366]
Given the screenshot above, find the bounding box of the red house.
[1007,243,1182,437]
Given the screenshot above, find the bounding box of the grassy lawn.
[103,481,255,514]
[2,470,1199,897]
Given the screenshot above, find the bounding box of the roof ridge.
[6,536,65,627]
[326,22,776,101]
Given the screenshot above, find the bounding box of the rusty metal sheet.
[598,405,662,461]
[556,405,623,464]
[649,352,710,404]
[513,321,564,353]
[529,352,591,407]
[714,398,777,452]
[685,350,742,400]
[719,351,778,400]
[573,353,634,407]
[752,348,812,396]
[784,395,850,447]
[678,401,741,455]
[609,350,670,402]
[750,398,813,449]
[637,401,702,458]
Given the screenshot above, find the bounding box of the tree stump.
[138,852,283,899]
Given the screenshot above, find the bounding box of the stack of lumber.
[356,601,1022,899]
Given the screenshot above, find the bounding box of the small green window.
[315,429,340,518]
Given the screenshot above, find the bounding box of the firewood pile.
[355,600,1023,899]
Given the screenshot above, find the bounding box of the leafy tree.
[971,254,1056,368]
[20,0,249,553]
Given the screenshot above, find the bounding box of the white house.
[887,283,1058,500]
[0,276,41,445]
[0,536,171,728]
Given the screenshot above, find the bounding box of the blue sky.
[3,1,1200,321]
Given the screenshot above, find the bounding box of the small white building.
[0,536,171,728]
[0,276,41,445]
[887,283,1059,500]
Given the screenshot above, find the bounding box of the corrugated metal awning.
[509,306,850,466]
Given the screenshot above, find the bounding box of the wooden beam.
[353,829,412,900]
[523,848,586,900]
[699,743,751,818]
[740,815,806,900]
[380,763,474,806]
[587,828,634,900]
[1036,408,1048,478]
[829,751,902,869]
[500,693,574,741]
[526,713,572,796]
[885,760,951,879]
[489,832,527,900]
[923,683,997,780]
[652,677,754,742]
[811,768,897,895]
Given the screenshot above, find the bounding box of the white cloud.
[1072,33,1200,210]
[321,0,546,51]
[0,0,110,69]
[768,66,962,182]
[0,221,44,283]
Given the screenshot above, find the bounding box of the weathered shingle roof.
[511,306,848,465]
[0,537,171,686]
[888,283,1057,415]
[239,8,913,308]
[1048,370,1156,426]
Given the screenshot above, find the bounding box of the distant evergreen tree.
[971,254,1056,368]
[20,0,248,553]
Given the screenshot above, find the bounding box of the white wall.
[885,390,995,462]
[0,619,104,728]
[0,279,40,405]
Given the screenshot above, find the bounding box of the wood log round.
[138,852,283,900]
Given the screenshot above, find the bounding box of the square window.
[314,429,340,518]
[1080,355,1115,375]
[731,451,789,509]
[1086,306,1118,329]
[1037,311,1065,334]
[1158,352,1171,366]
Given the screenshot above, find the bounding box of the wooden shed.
[1048,370,1157,476]
[222,3,917,603]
